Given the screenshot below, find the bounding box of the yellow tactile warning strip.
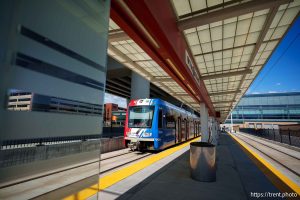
[63,137,200,200]
[228,132,300,195]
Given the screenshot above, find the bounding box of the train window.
[158,109,163,129]
[181,119,185,129]
[166,110,175,129]
[128,106,155,128]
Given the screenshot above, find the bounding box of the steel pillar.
[131,71,150,99]
[200,103,209,142]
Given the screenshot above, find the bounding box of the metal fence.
[0,127,125,150]
[239,128,300,148]
[0,134,101,150]
[0,137,125,168]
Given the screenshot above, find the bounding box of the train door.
[175,117,178,143]
[189,120,192,139]
[177,117,182,142]
[196,122,200,136]
[195,121,198,137]
[181,119,186,141]
[193,121,196,137]
[158,108,163,128]
[174,118,176,144]
[158,108,163,142]
[197,122,200,136]
[199,123,201,136]
[190,120,193,139]
[196,122,198,136]
[186,120,189,140]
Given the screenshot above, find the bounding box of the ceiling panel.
[174,0,300,121]
[109,0,299,122]
[108,28,195,110]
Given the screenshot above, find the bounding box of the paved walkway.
[98,132,280,200]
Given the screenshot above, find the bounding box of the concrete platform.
[232,131,300,192]
[96,132,282,200]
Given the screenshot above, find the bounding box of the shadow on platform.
[115,133,280,200]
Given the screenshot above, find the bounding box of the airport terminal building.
[225,92,300,124]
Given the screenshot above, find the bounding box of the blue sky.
[246,16,300,94]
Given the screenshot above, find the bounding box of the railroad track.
[0,149,148,189]
[100,152,151,174]
[237,133,300,161]
[0,149,152,199]
[100,151,133,161]
[233,132,300,177]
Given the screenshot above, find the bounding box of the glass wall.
[226,93,300,123]
[0,0,110,199]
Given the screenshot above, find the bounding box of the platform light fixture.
[165,58,185,81]
[117,0,160,49]
[187,84,196,95]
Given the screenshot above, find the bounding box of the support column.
[131,71,150,99]
[216,120,220,140]
[200,103,209,142]
[210,117,218,145]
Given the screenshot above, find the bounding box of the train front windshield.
[128,106,154,128]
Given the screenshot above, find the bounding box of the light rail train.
[124,99,201,151]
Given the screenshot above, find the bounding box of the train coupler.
[128,141,140,151]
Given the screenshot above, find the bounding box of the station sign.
[185,50,200,86]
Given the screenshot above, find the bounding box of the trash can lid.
[190,142,215,147]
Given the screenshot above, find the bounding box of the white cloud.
[268,91,278,93]
[251,92,261,94]
[276,83,281,86]
[104,93,127,108]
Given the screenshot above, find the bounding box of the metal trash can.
[190,142,216,182]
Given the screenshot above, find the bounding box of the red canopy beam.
[110,0,215,116]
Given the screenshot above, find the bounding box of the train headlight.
[143,132,152,137]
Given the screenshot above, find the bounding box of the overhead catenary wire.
[251,32,300,92]
[225,32,300,122]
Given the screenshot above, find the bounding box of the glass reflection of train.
[124,99,201,151]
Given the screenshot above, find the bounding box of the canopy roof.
[108,0,300,122]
